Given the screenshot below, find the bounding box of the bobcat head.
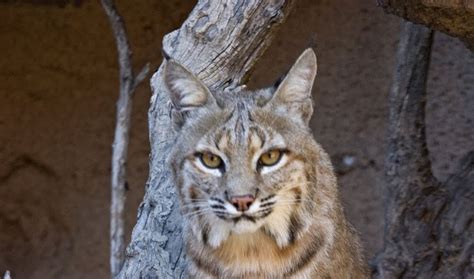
[165,49,321,249]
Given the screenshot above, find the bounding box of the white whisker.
[277,198,318,207]
[184,198,209,202]
[181,202,210,208]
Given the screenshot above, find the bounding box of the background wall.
[0,0,472,278]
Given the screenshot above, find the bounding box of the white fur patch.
[245,199,262,215]
[263,195,293,248]
[208,222,231,248]
[232,219,263,234]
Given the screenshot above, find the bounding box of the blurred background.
[0,0,473,278]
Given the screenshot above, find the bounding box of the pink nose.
[230,195,255,212]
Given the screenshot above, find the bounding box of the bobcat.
[164,49,369,278]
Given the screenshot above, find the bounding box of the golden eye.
[199,153,223,169]
[259,150,282,167]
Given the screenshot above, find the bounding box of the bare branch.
[100,0,149,277]
[133,63,150,89]
[101,0,133,83]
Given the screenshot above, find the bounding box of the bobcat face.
[166,49,318,248]
[180,105,310,237]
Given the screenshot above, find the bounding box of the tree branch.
[118,0,295,277]
[100,0,149,277]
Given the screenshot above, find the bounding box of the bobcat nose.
[230,194,255,212]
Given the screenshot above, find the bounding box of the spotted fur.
[165,49,369,278]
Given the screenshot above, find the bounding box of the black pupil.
[203,153,221,168]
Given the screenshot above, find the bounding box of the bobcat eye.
[258,150,283,167]
[199,152,223,169]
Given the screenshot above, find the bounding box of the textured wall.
[0,0,472,278]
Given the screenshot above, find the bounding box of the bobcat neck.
[186,213,328,278]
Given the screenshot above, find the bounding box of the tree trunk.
[373,21,474,278]
[118,0,295,277]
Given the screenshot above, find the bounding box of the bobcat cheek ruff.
[165,49,369,278]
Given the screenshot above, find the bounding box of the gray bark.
[373,21,474,278]
[100,0,149,277]
[118,0,295,278]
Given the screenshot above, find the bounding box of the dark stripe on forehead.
[234,102,248,143]
[212,108,236,150]
[234,117,245,142]
[215,103,265,151]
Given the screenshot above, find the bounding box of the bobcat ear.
[164,59,217,127]
[267,49,317,124]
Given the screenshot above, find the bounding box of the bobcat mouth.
[209,195,276,222]
[233,215,256,223]
[232,209,274,222]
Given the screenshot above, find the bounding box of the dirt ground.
[0,0,472,278]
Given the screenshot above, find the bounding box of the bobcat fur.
[164,49,369,278]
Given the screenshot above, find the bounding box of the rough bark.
[100,0,149,277]
[378,0,474,51]
[118,0,295,278]
[373,21,474,278]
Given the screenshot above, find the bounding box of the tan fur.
[165,49,369,278]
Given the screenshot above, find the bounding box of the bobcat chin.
[165,49,369,278]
